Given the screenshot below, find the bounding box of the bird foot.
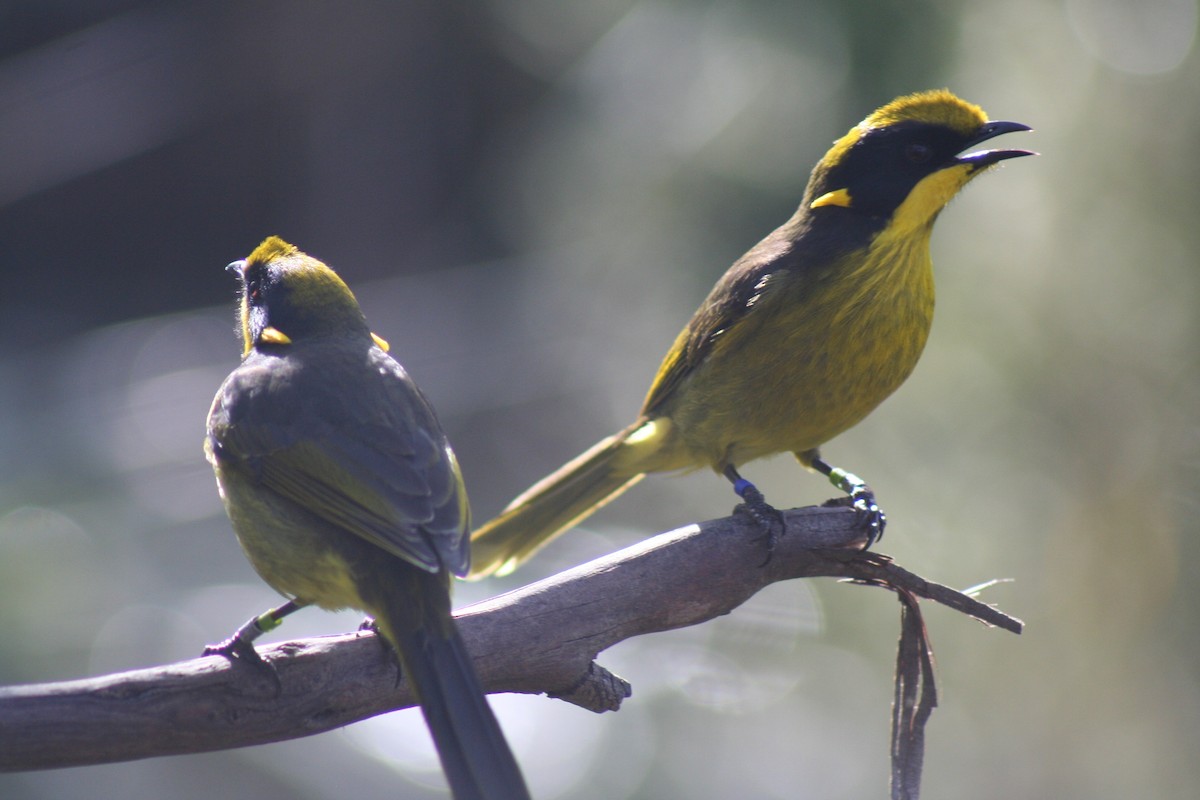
[821,468,886,548]
[203,635,282,696]
[725,468,785,565]
[359,616,404,686]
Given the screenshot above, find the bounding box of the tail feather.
[368,564,528,800]
[468,432,643,578]
[388,622,529,800]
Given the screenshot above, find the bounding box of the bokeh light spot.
[1067,0,1198,74]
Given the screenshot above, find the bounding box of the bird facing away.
[205,237,529,800]
[469,89,1033,578]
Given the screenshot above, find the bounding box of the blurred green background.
[1,1,1197,798]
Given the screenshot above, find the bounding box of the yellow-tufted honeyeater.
[205,237,529,800]
[470,89,1033,578]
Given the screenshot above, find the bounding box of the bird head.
[228,237,385,357]
[803,89,1034,237]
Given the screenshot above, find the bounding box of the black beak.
[226,259,248,279]
[957,120,1036,168]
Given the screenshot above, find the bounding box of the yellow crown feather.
[863,89,988,136]
[246,236,299,266]
[820,90,990,169]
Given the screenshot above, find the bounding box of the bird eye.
[905,143,933,164]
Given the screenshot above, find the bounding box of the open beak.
[956,120,1036,168]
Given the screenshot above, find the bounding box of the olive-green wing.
[209,354,469,576]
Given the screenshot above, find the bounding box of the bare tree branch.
[0,504,1021,774]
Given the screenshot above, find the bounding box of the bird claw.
[203,636,283,696]
[359,616,404,687]
[850,487,886,548]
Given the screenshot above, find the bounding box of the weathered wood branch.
[0,504,1021,773]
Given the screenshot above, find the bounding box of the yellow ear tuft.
[811,188,853,209]
[258,326,293,346]
[371,332,390,352]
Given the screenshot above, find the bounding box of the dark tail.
[373,571,530,800]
